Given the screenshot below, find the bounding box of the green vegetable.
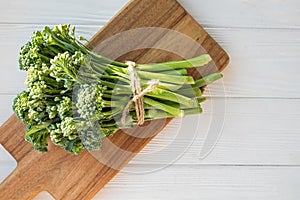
[13,24,223,154]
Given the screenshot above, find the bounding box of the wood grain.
[0,0,228,199]
[0,0,299,28]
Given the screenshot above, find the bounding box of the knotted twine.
[121,61,160,126]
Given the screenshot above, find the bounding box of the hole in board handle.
[33,191,55,200]
[0,144,17,184]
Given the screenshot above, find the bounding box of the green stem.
[144,97,184,118]
[193,73,223,88]
[146,87,197,107]
[138,71,195,85]
[176,87,202,97]
[183,106,203,116]
[137,54,212,72]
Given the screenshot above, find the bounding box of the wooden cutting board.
[0,0,229,199]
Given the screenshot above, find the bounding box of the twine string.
[121,61,159,126]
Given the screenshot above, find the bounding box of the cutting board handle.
[0,115,28,161]
[0,163,44,200]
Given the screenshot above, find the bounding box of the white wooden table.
[1,0,300,199]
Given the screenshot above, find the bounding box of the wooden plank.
[1,25,300,97]
[179,0,300,28]
[0,0,299,28]
[1,96,300,166]
[1,164,300,200]
[0,95,14,125]
[0,0,229,199]
[97,166,300,200]
[131,98,300,166]
[1,164,299,200]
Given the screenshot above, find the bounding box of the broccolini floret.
[13,91,31,125]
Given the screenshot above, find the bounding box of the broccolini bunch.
[13,24,222,154]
